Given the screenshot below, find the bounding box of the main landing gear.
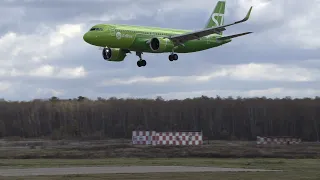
[136,52,146,67]
[169,53,178,61]
[135,52,178,67]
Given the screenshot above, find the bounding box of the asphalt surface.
[0,166,280,176]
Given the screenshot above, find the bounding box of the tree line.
[0,96,319,141]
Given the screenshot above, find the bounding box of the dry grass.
[1,158,320,180]
[0,139,319,159]
[0,158,318,169]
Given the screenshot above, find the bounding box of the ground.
[0,158,319,179]
[0,139,319,159]
[0,139,319,179]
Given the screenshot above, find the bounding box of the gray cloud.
[0,0,319,100]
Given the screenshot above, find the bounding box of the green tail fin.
[205,0,226,34]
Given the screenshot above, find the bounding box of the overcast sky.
[0,0,319,100]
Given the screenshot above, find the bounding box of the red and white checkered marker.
[132,131,203,146]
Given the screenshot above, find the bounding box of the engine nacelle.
[102,47,126,62]
[149,37,174,52]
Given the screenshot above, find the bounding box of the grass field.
[1,139,320,179]
[0,158,316,169]
[1,158,320,180]
[0,139,319,159]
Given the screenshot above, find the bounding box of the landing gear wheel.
[137,60,147,67]
[173,54,178,60]
[169,54,178,61]
[136,52,147,67]
[141,60,146,66]
[169,55,174,61]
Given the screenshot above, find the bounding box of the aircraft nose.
[83,33,89,43]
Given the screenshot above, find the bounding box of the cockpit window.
[90,27,103,31]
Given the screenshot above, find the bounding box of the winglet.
[235,6,253,24]
[244,6,253,21]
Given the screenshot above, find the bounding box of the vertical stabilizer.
[205,0,226,35]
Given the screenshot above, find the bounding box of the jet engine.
[149,37,174,52]
[102,47,126,62]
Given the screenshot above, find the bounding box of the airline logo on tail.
[212,13,224,26]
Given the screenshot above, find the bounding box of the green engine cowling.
[102,47,126,62]
[149,37,174,53]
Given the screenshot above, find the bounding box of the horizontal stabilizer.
[217,32,252,41]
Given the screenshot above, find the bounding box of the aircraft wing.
[217,32,253,41]
[169,6,253,45]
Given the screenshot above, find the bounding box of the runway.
[0,166,280,176]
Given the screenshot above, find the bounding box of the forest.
[0,95,319,142]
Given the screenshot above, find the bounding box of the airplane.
[83,0,253,67]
